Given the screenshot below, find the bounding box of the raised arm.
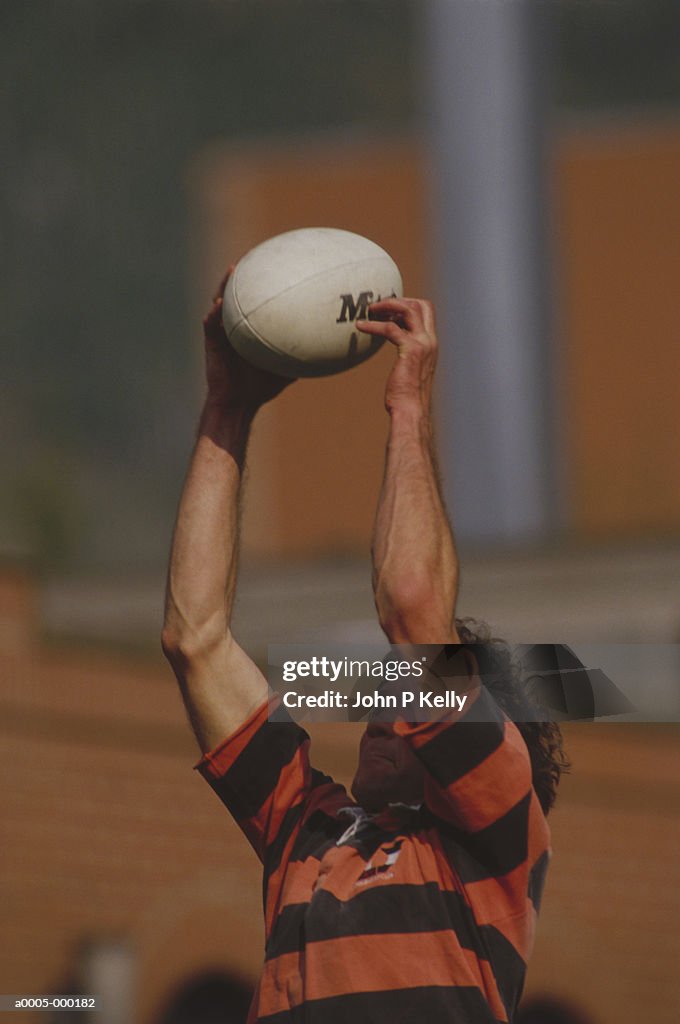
[357,298,460,644]
[161,271,293,752]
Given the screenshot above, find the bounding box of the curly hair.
[455,618,570,815]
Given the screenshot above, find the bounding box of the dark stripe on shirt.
[266,883,487,960]
[262,801,307,901]
[435,792,531,881]
[309,767,335,790]
[478,923,527,1017]
[417,721,504,788]
[288,807,346,862]
[258,984,501,1024]
[528,849,550,912]
[210,721,307,821]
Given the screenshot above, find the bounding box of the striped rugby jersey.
[195,684,551,1023]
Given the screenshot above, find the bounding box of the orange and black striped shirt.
[196,686,551,1023]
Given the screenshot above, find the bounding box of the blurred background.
[1,1,679,1022]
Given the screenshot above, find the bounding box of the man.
[162,273,563,1023]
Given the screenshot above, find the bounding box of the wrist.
[387,399,434,444]
[199,396,256,448]
[203,393,259,422]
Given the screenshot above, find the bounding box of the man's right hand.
[203,268,295,411]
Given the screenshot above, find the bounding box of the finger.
[213,264,236,304]
[204,302,223,327]
[368,297,422,332]
[203,300,227,336]
[403,298,436,335]
[202,311,224,338]
[355,318,405,346]
[371,297,435,329]
[368,297,414,317]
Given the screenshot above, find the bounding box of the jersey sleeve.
[394,683,530,830]
[394,681,551,909]
[194,697,348,864]
[396,679,552,1015]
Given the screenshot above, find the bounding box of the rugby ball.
[222,227,403,378]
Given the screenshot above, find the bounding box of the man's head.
[351,621,570,816]
[351,720,425,812]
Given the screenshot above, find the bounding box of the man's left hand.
[357,297,438,416]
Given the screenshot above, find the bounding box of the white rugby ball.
[222,227,403,378]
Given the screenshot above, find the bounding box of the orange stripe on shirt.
[258,931,508,1021]
[424,722,532,831]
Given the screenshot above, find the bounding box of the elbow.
[161,624,184,666]
[161,625,193,673]
[161,620,229,672]
[375,576,452,644]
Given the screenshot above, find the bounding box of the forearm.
[162,272,292,751]
[163,400,253,653]
[372,402,459,643]
[162,398,270,751]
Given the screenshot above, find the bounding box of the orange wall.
[190,124,680,553]
[189,136,431,559]
[1,569,679,1024]
[557,120,680,536]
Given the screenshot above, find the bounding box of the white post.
[425,0,556,542]
[80,940,136,1024]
